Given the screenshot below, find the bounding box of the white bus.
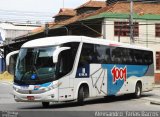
[7,36,154,107]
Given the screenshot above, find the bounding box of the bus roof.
[22,36,152,51]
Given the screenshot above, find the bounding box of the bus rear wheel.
[134,82,142,98]
[42,102,50,108]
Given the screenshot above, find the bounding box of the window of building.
[156,52,160,70]
[155,24,160,37]
[114,22,139,37]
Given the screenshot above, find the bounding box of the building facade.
[1,0,160,83]
[0,23,39,73]
[101,17,160,83]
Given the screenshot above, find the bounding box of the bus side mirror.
[53,47,70,63]
[6,50,19,74]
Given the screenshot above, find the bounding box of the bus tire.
[42,102,49,108]
[77,86,85,105]
[77,84,89,105]
[134,82,142,98]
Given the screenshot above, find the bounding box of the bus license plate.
[27,96,35,101]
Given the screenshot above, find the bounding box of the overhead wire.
[0,9,55,24]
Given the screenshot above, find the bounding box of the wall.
[102,18,160,83]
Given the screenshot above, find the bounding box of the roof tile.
[76,0,106,9]
[53,8,76,17]
[16,1,160,40]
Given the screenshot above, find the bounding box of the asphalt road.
[0,81,160,112]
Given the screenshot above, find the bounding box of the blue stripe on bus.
[101,64,148,95]
[33,82,52,90]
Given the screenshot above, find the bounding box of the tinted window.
[96,45,111,64]
[110,47,153,65]
[78,43,153,67]
[78,43,112,68]
[56,42,79,78]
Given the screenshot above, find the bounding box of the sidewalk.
[154,84,160,88]
[151,84,160,105]
[142,84,160,105]
[0,71,13,83]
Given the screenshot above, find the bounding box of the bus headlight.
[13,86,19,92]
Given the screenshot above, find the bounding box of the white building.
[1,1,160,83]
[0,23,39,44]
[97,2,160,83]
[0,22,39,73]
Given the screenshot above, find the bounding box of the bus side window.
[110,47,121,64]
[78,43,93,68]
[131,49,137,64]
[95,45,109,64]
[134,50,142,64]
[56,42,79,79]
[143,51,153,65]
[105,48,111,63]
[143,51,148,64]
[148,51,153,64]
[110,48,115,63]
[126,49,132,64]
[121,48,126,63]
[121,48,131,64]
[79,55,89,67]
[117,47,123,64]
[56,50,69,78]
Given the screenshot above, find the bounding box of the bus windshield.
[15,46,57,85]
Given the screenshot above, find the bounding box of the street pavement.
[141,85,160,105]
[0,80,160,111]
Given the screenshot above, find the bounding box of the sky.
[0,0,90,24]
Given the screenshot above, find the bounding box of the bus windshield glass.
[15,46,57,85]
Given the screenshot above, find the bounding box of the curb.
[150,101,160,105]
[0,79,13,81]
[153,84,160,88]
[0,79,13,84]
[141,97,160,104]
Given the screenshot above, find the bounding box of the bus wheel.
[77,86,85,105]
[134,82,142,98]
[42,102,49,108]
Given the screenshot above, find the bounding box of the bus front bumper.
[13,89,59,102]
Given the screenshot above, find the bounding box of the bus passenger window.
[105,48,111,63]
[56,42,79,79]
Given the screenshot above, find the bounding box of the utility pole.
[130,0,134,44]
[45,23,49,36]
